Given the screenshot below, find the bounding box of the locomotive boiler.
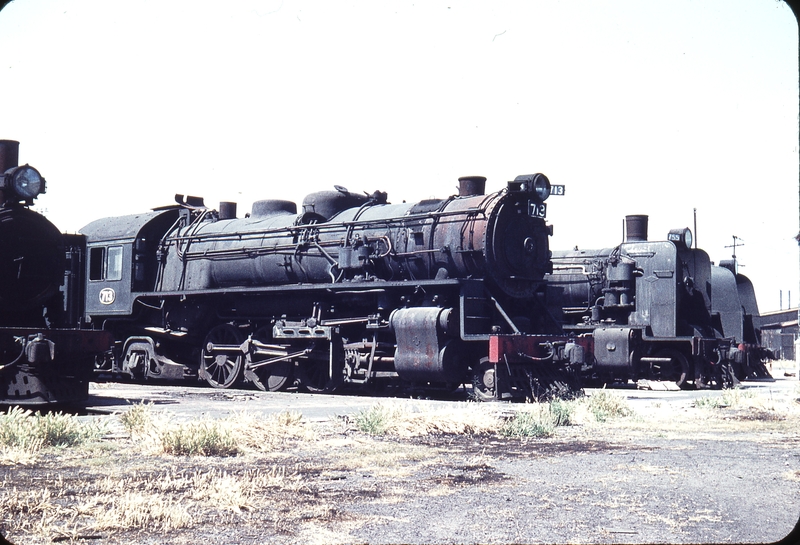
[83,173,579,399]
[156,175,551,298]
[546,214,769,389]
[0,140,112,405]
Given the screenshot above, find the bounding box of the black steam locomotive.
[545,214,771,389]
[0,140,112,405]
[83,174,583,399]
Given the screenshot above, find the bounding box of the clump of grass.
[354,403,403,435]
[119,405,311,455]
[159,420,238,457]
[189,467,305,513]
[352,392,641,439]
[500,406,556,438]
[693,395,722,409]
[583,390,633,422]
[118,402,153,437]
[91,491,193,531]
[721,388,754,406]
[548,398,575,426]
[499,398,579,438]
[227,410,314,451]
[0,406,106,454]
[353,402,502,437]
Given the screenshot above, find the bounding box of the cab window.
[89,245,123,281]
[89,247,105,281]
[106,246,123,281]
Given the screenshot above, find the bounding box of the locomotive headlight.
[667,227,693,249]
[513,173,551,201]
[3,165,45,201]
[532,174,551,201]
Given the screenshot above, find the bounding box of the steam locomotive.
[0,137,769,404]
[0,140,112,405]
[545,214,771,389]
[83,174,584,399]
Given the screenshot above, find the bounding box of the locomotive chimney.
[0,140,20,174]
[458,176,486,197]
[218,201,237,220]
[625,215,648,242]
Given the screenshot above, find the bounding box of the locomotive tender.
[83,174,583,399]
[546,214,770,389]
[0,140,112,405]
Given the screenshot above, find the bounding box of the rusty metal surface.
[153,183,550,298]
[390,307,466,383]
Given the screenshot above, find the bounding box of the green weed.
[354,403,402,436]
[118,402,154,437]
[500,407,555,438]
[159,420,238,457]
[584,390,633,422]
[0,406,105,452]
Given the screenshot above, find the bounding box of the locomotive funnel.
[625,215,648,242]
[458,176,486,197]
[219,202,237,220]
[0,140,20,174]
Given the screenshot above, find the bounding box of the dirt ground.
[1,369,799,544]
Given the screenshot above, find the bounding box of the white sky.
[0,0,797,312]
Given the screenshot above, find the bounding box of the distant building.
[755,308,798,360]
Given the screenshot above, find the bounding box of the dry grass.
[117,403,314,456]
[341,439,434,478]
[0,407,107,466]
[0,464,311,541]
[0,405,326,542]
[351,393,633,439]
[2,383,796,543]
[595,383,800,442]
[352,401,503,437]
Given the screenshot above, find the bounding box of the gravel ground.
[1,365,799,544]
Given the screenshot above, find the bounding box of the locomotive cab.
[80,209,179,318]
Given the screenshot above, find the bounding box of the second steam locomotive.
[546,214,771,389]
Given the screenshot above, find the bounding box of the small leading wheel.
[471,357,498,402]
[200,324,245,389]
[248,326,293,392]
[653,349,690,389]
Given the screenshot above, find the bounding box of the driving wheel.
[200,324,245,389]
[249,326,293,392]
